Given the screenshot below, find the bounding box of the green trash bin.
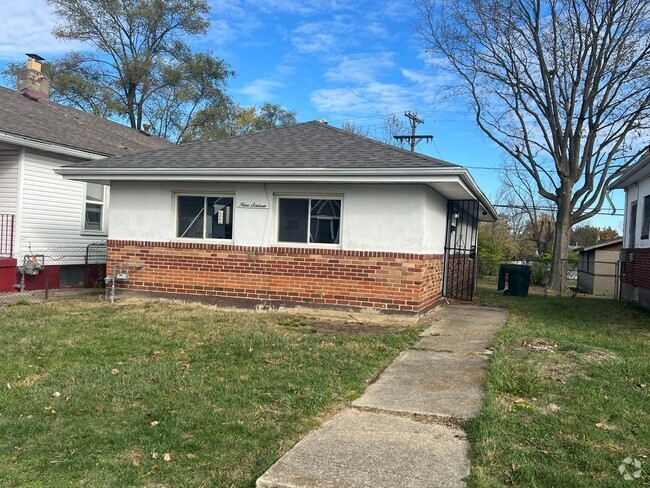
[497,264,532,297]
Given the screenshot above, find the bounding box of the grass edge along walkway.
[467,286,650,487]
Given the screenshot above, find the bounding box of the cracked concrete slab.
[352,350,489,419]
[257,408,470,488]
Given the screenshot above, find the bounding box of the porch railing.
[0,213,15,258]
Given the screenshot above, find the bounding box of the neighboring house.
[612,154,650,307]
[576,238,623,297]
[58,121,497,313]
[0,56,171,292]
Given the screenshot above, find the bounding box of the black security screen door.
[443,200,479,301]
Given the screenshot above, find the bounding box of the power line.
[493,204,624,216]
[393,112,434,152]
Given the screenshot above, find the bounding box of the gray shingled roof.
[0,86,172,156]
[63,121,459,169]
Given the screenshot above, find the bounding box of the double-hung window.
[176,195,234,240]
[277,197,341,245]
[84,183,106,233]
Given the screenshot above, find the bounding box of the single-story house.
[612,154,650,307]
[576,238,623,297]
[0,55,171,292]
[58,121,498,313]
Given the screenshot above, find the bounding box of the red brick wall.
[622,248,650,289]
[107,240,444,313]
[445,253,476,300]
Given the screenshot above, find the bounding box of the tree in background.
[180,102,296,142]
[35,0,232,142]
[340,113,410,148]
[498,159,556,257]
[417,0,650,292]
[570,225,620,247]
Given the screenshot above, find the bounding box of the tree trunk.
[548,183,573,294]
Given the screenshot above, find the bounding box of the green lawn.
[469,284,650,487]
[0,299,422,487]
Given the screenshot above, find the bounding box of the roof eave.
[55,166,499,221]
[0,130,108,160]
[611,156,650,189]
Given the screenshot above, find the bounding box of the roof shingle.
[0,86,172,156]
[63,121,460,169]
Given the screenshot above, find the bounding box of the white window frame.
[274,194,343,248]
[172,192,235,242]
[81,183,108,235]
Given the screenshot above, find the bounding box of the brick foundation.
[621,248,650,307]
[107,240,444,313]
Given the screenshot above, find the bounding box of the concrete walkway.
[257,304,508,488]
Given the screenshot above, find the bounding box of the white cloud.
[237,79,285,103]
[246,0,348,15]
[291,18,355,54]
[311,82,412,115]
[324,52,395,83]
[0,0,79,60]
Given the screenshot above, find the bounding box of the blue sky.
[0,0,625,232]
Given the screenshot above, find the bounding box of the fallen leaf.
[163,452,171,462]
[111,369,119,375]
[51,391,61,398]
[149,420,160,427]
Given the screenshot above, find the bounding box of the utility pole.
[393,112,433,152]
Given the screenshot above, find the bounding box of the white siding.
[625,175,650,249]
[0,147,19,215]
[18,149,107,257]
[109,181,449,254]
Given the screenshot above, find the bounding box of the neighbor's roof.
[580,237,624,252]
[0,86,172,157]
[63,120,460,170]
[611,152,650,189]
[58,121,499,221]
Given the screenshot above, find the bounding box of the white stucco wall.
[108,182,449,254]
[624,175,650,249]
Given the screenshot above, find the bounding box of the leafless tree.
[499,159,556,256]
[416,0,650,291]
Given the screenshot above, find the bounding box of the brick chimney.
[17,54,49,101]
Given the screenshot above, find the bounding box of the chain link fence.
[478,258,621,299]
[0,244,106,306]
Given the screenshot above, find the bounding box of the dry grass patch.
[0,297,422,487]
